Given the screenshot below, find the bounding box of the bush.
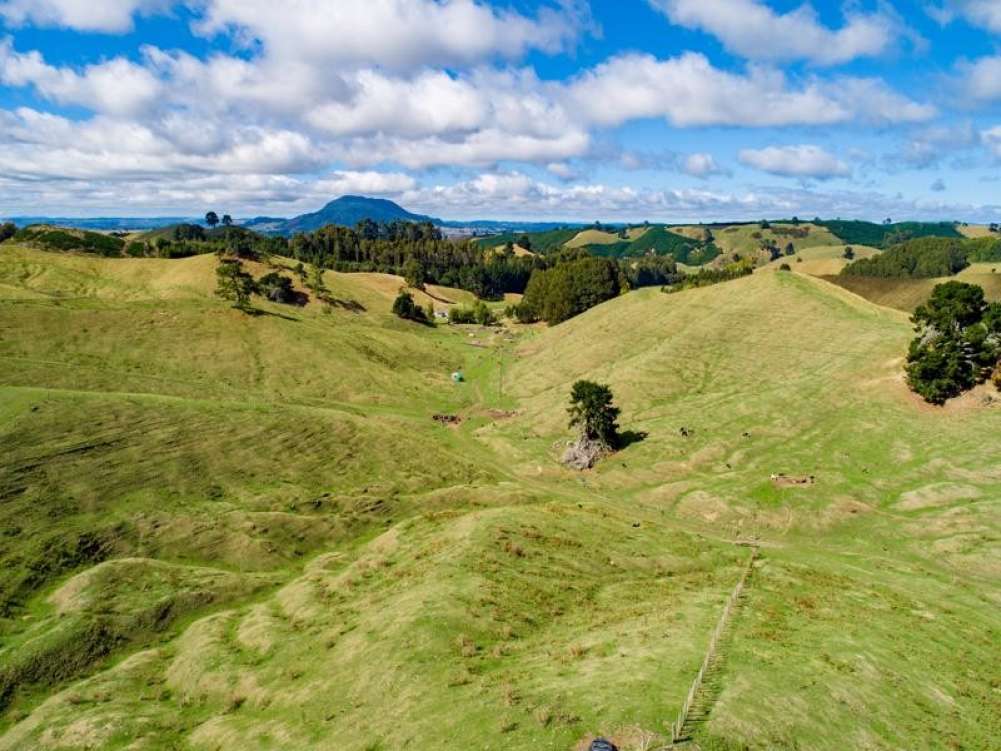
[257,272,296,304]
[778,263,791,271]
[448,301,495,325]
[0,222,15,243]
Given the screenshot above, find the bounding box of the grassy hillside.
[825,264,1001,312]
[1,242,998,750]
[696,223,840,258]
[476,228,580,254]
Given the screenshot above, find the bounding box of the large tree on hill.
[205,211,219,229]
[906,281,1001,404]
[568,380,620,448]
[215,258,256,310]
[222,214,233,227]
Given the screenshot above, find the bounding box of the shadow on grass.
[241,307,301,322]
[617,430,648,449]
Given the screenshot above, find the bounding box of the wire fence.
[671,545,759,743]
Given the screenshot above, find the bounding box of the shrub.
[0,222,15,243]
[257,272,296,304]
[779,263,791,271]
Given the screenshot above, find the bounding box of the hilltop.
[0,232,998,751]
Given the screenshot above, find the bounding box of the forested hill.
[271,196,440,235]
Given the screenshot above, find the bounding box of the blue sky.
[1,0,1001,222]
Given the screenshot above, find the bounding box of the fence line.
[671,545,758,743]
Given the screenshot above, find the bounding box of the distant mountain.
[270,196,439,235]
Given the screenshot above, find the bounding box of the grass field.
[1,243,998,750]
[673,223,841,258]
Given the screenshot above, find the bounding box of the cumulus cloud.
[738,145,851,179]
[566,54,933,128]
[194,0,589,69]
[0,39,162,116]
[955,55,1001,102]
[927,0,1001,32]
[0,0,166,32]
[682,153,728,178]
[648,0,894,65]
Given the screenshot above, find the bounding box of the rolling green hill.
[0,241,998,751]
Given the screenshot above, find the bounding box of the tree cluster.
[662,259,754,294]
[512,256,623,325]
[449,300,496,325]
[214,258,300,311]
[288,221,541,300]
[842,238,969,278]
[906,281,1001,404]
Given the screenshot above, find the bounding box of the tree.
[906,282,1000,404]
[402,257,427,289]
[308,263,329,301]
[568,380,620,448]
[518,234,532,251]
[0,222,16,243]
[843,246,855,260]
[784,242,795,256]
[206,211,219,229]
[392,290,427,323]
[294,262,307,284]
[215,258,256,310]
[222,214,233,227]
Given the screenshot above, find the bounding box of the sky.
[1,1,1001,222]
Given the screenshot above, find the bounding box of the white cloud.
[648,0,894,65]
[194,0,588,69]
[0,39,162,116]
[566,54,933,128]
[738,144,851,178]
[955,55,1001,101]
[682,153,728,178]
[568,53,844,127]
[983,126,1001,158]
[928,1,1001,32]
[0,0,165,32]
[898,123,980,168]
